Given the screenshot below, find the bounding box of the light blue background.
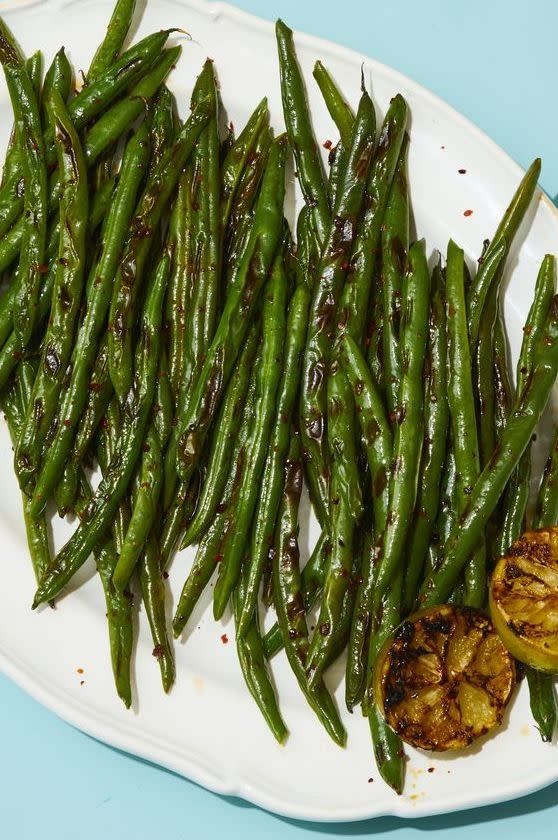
[3,0,558,837]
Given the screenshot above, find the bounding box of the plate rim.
[1,0,558,823]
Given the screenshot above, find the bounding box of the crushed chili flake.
[323,139,333,150]
[458,168,467,174]
[163,570,169,580]
[77,668,84,674]
[368,777,374,783]
[80,680,85,686]
[463,209,473,217]
[428,767,435,773]
[152,644,165,659]
[220,633,229,645]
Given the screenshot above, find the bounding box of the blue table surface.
[3,0,558,837]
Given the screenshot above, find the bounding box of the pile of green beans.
[2,0,558,797]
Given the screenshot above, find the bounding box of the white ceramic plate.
[1,0,558,823]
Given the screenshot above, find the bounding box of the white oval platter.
[0,0,557,823]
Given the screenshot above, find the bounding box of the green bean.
[0,50,40,240]
[42,48,72,116]
[30,122,151,516]
[149,87,177,173]
[325,140,346,212]
[84,46,181,167]
[0,45,177,281]
[0,178,114,394]
[0,361,50,583]
[368,702,405,794]
[525,669,556,743]
[336,95,407,348]
[181,323,260,549]
[171,135,287,491]
[427,448,457,575]
[166,167,192,400]
[173,358,260,636]
[263,533,329,659]
[15,90,88,492]
[0,19,48,349]
[160,67,221,554]
[529,417,558,743]
[495,256,555,557]
[535,430,558,529]
[276,19,329,247]
[401,261,448,612]
[316,67,355,212]
[88,0,138,81]
[138,532,175,693]
[152,346,173,448]
[188,60,221,398]
[224,125,272,282]
[109,333,174,693]
[233,572,288,744]
[325,543,361,668]
[69,466,133,707]
[159,476,199,571]
[221,97,269,232]
[0,201,60,352]
[300,91,376,526]
[467,159,541,346]
[312,60,354,147]
[73,335,113,461]
[306,359,363,684]
[294,205,315,289]
[380,135,409,418]
[363,573,405,793]
[420,273,558,608]
[271,431,346,745]
[108,97,211,399]
[113,427,162,590]
[0,50,41,245]
[236,282,310,634]
[95,538,134,707]
[446,240,486,608]
[339,336,392,708]
[173,515,228,637]
[372,240,430,612]
[32,250,170,607]
[1,51,40,190]
[0,29,171,235]
[493,313,514,441]
[213,255,288,619]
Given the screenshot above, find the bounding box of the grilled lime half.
[490,527,558,673]
[374,605,516,751]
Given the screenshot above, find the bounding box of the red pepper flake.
[63,419,73,427]
[220,633,229,645]
[80,680,85,686]
[77,668,84,674]
[428,767,435,773]
[463,209,473,217]
[162,570,169,580]
[458,168,467,174]
[323,139,333,150]
[440,145,445,150]
[368,777,374,783]
[152,644,164,659]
